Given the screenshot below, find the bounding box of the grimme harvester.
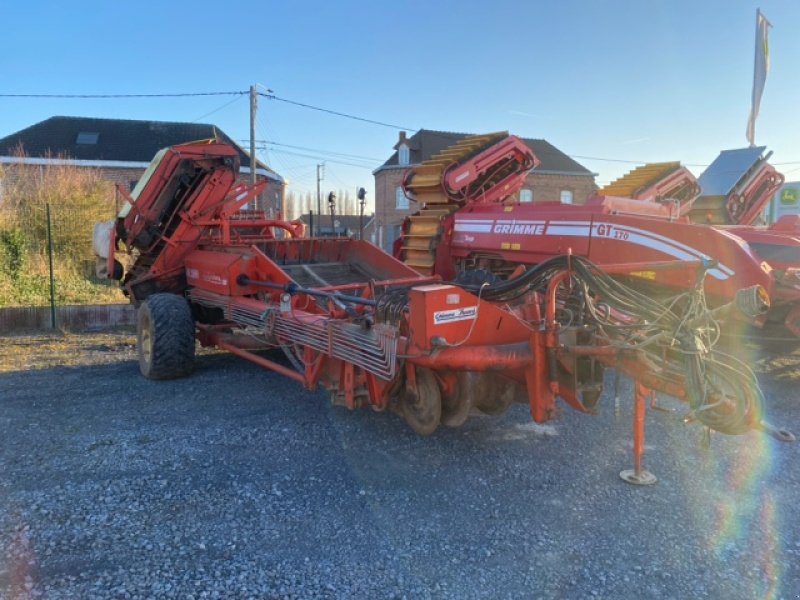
[394,132,800,336]
[599,152,800,335]
[97,139,792,486]
[599,147,783,226]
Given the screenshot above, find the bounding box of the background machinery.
[395,132,800,337]
[97,139,792,486]
[599,150,800,336]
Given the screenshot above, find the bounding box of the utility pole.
[316,163,324,235]
[249,85,258,210]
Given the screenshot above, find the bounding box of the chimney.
[398,131,407,144]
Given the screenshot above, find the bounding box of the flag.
[746,9,772,146]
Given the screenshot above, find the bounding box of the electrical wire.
[0,91,245,98]
[248,140,383,163]
[191,95,245,123]
[258,92,416,131]
[568,153,709,168]
[6,89,800,168]
[262,147,376,170]
[255,110,271,164]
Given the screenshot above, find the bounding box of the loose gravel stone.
[0,334,798,598]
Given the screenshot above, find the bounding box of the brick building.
[373,129,596,251]
[0,116,285,213]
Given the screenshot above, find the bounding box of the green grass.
[0,270,125,307]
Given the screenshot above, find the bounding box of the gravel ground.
[1,332,799,599]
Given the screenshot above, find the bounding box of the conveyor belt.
[599,162,682,198]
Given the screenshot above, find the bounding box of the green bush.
[0,228,28,280]
[0,154,123,306]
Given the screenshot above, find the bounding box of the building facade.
[373,130,596,251]
[0,116,285,214]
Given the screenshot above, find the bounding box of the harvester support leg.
[620,381,657,485]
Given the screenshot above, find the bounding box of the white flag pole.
[746,8,772,147]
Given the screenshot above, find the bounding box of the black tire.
[475,374,515,416]
[441,372,475,428]
[401,367,442,435]
[137,293,196,380]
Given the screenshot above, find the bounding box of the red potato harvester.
[95,139,793,487]
[395,134,785,335]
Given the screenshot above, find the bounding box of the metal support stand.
[620,381,657,485]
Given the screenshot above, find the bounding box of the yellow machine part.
[403,132,509,205]
[400,206,460,274]
[599,162,681,198]
[399,132,512,273]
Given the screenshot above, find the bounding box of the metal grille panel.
[188,289,398,380]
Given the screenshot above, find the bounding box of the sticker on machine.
[433,306,477,325]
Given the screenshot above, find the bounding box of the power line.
[325,166,354,190]
[262,147,376,170]
[568,154,650,165]
[568,153,708,168]
[244,139,382,163]
[191,95,245,122]
[265,144,319,184]
[259,92,416,131]
[0,87,415,131]
[781,165,800,176]
[0,91,245,98]
[255,109,271,163]
[8,89,800,168]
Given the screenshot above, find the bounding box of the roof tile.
[378,129,592,175]
[0,116,281,180]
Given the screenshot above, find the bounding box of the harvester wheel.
[401,367,442,435]
[137,293,196,380]
[475,374,515,416]
[441,372,477,427]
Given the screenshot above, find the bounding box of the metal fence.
[0,202,124,323]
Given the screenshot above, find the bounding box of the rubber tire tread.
[138,293,196,380]
[401,367,442,436]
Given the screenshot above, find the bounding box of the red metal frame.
[442,201,774,311]
[442,136,539,204]
[110,141,303,303]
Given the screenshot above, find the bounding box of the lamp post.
[357,187,367,240]
[328,191,337,236]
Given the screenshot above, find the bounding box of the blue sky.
[2,0,799,210]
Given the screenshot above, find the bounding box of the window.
[396,186,409,210]
[560,190,574,204]
[76,132,99,144]
[128,180,139,192]
[519,188,533,203]
[398,144,410,166]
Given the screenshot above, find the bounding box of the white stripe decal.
[451,217,734,281]
[593,223,731,280]
[453,223,492,233]
[545,225,592,236]
[494,220,547,225]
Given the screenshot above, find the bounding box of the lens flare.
[707,429,781,599]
